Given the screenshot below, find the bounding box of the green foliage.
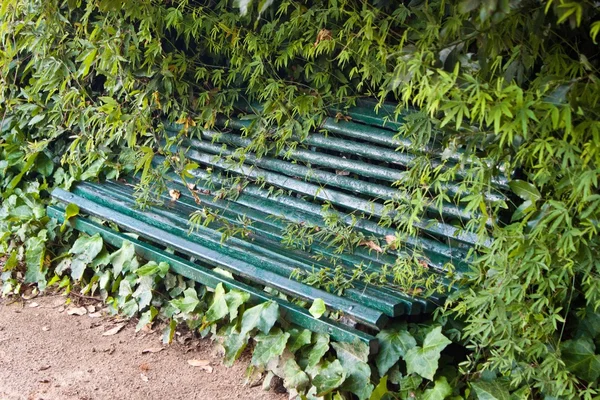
[404,326,452,381]
[560,338,600,383]
[313,360,347,397]
[309,298,326,319]
[331,341,374,400]
[422,377,453,400]
[1,0,600,397]
[375,325,417,377]
[470,380,511,400]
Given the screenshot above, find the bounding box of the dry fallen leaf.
[39,365,51,371]
[140,373,149,382]
[385,235,397,250]
[86,305,96,313]
[140,363,151,371]
[42,326,50,332]
[28,302,39,308]
[57,306,65,313]
[169,189,181,201]
[187,182,197,190]
[88,312,102,318]
[334,112,352,122]
[187,359,213,373]
[67,306,87,316]
[314,28,332,47]
[360,240,383,253]
[102,323,127,336]
[418,259,429,269]
[142,347,164,354]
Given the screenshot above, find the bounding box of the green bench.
[49,100,509,352]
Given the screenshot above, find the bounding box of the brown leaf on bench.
[359,240,382,253]
[169,189,181,201]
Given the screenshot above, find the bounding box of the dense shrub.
[1,0,599,398]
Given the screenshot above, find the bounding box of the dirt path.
[0,295,287,400]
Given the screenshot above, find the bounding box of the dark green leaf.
[240,301,278,336]
[332,340,374,400]
[283,359,309,391]
[251,329,290,366]
[25,236,46,289]
[376,327,417,376]
[307,333,330,368]
[508,180,541,202]
[471,380,511,400]
[561,338,600,382]
[288,329,312,353]
[313,360,346,397]
[423,376,452,400]
[404,327,451,380]
[223,332,249,367]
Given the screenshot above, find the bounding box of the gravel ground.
[0,294,287,400]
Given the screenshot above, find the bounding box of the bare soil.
[0,294,287,400]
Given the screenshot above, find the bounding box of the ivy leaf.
[223,332,249,367]
[110,241,136,276]
[136,261,162,276]
[121,298,138,317]
[423,376,452,400]
[91,248,112,268]
[171,288,200,314]
[136,306,158,332]
[307,333,330,368]
[162,319,177,344]
[251,329,290,367]
[66,233,103,281]
[376,327,417,376]
[288,328,312,353]
[4,250,18,271]
[397,374,423,399]
[71,233,103,259]
[309,298,326,318]
[560,338,600,382]
[132,275,154,310]
[25,236,47,290]
[204,283,228,324]
[578,309,600,340]
[471,380,511,400]
[224,289,250,320]
[283,359,309,391]
[508,180,541,202]
[370,375,389,400]
[313,360,347,397]
[404,326,451,380]
[240,301,278,336]
[332,340,374,400]
[61,203,79,232]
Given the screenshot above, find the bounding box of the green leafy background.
[1,0,600,398]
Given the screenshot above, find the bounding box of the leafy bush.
[1,0,600,398]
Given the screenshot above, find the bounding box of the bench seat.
[50,101,509,350]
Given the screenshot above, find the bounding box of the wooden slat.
[47,205,378,351]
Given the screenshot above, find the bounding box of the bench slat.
[97,180,439,315]
[162,163,471,273]
[53,188,388,329]
[180,147,482,247]
[189,132,477,221]
[46,205,377,351]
